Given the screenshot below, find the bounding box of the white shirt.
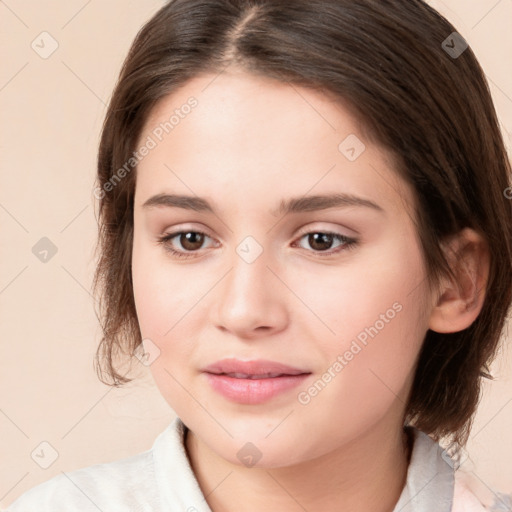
[4,417,495,511]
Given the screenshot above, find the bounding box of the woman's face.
[131,70,434,467]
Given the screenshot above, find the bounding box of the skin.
[131,68,489,512]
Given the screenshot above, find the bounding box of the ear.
[428,228,490,333]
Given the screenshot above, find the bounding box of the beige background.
[1,0,511,507]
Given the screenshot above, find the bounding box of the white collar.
[393,427,454,511]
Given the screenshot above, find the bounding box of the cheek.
[131,241,203,410]
[291,230,427,351]
[292,229,428,402]
[132,237,191,337]
[132,263,169,338]
[294,274,427,446]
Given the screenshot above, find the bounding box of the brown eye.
[307,233,336,251]
[157,230,216,259]
[178,232,205,251]
[294,231,358,256]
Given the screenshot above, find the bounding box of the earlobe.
[428,228,490,334]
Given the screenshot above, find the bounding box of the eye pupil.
[309,233,333,251]
[181,232,204,250]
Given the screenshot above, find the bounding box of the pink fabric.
[452,472,489,512]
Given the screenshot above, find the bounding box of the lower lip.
[204,372,311,404]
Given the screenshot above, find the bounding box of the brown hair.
[92,0,512,446]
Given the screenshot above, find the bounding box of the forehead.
[141,70,365,151]
[134,71,413,219]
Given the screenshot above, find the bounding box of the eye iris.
[181,232,204,251]
[309,233,333,251]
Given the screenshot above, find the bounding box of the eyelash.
[156,229,358,260]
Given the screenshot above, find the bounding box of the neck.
[185,417,411,512]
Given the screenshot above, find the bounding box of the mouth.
[204,372,311,405]
[201,358,312,404]
[210,372,305,379]
[202,358,309,377]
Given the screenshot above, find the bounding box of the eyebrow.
[141,193,384,216]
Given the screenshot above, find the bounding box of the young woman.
[6,0,512,510]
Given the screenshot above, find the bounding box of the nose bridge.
[212,233,287,335]
[223,238,271,311]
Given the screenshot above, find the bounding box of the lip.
[202,358,309,376]
[204,373,311,404]
[202,358,311,405]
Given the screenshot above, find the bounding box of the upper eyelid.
[164,226,350,238]
[163,220,355,238]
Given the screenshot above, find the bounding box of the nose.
[211,246,288,339]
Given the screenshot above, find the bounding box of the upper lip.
[203,358,310,377]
